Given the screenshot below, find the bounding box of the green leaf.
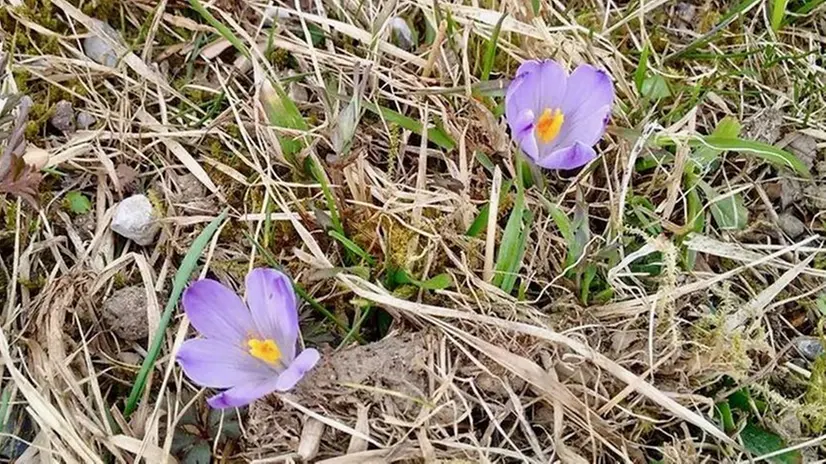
[530,0,540,15]
[714,401,736,433]
[466,203,490,238]
[771,0,789,31]
[727,387,753,412]
[634,43,650,93]
[361,100,455,151]
[466,179,513,238]
[740,422,802,464]
[683,170,704,269]
[567,199,590,269]
[793,0,826,16]
[189,0,248,58]
[261,79,308,159]
[390,268,452,290]
[480,13,507,81]
[170,432,199,455]
[124,211,228,417]
[183,441,212,464]
[699,181,748,231]
[581,264,597,304]
[692,116,741,166]
[475,150,496,175]
[696,136,811,177]
[329,230,374,265]
[418,273,452,290]
[331,94,362,156]
[544,202,573,244]
[492,164,529,293]
[65,191,91,214]
[684,171,704,233]
[307,157,343,234]
[641,74,671,99]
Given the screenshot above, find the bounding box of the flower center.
[248,338,281,364]
[536,108,564,143]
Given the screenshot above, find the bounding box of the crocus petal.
[206,375,282,409]
[537,141,597,170]
[274,348,320,391]
[512,109,539,160]
[177,339,271,389]
[560,64,614,129]
[183,279,255,345]
[550,104,612,150]
[245,268,299,362]
[505,60,567,128]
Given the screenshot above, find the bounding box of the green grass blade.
[793,0,826,15]
[499,210,530,293]
[692,116,741,166]
[329,230,374,265]
[466,204,490,237]
[466,179,513,237]
[544,201,573,243]
[771,0,789,31]
[492,164,526,292]
[698,180,748,231]
[124,210,228,417]
[480,13,507,81]
[308,157,343,233]
[740,422,802,464]
[695,136,811,177]
[361,100,456,150]
[665,0,761,62]
[634,43,650,93]
[261,80,308,159]
[188,0,248,58]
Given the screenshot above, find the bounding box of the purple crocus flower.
[176,268,319,409]
[505,59,614,170]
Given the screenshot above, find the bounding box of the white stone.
[111,194,160,246]
[388,17,414,50]
[76,111,96,129]
[83,20,122,67]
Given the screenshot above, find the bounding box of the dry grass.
[2,0,826,462]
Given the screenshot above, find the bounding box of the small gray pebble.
[50,100,75,133]
[76,111,96,129]
[794,336,824,361]
[83,20,121,67]
[102,286,148,341]
[777,212,806,238]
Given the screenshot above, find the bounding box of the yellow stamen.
[248,338,281,364]
[536,108,564,143]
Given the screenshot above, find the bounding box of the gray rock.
[50,100,75,133]
[777,212,806,238]
[83,20,121,67]
[174,173,206,203]
[673,2,697,26]
[794,336,824,361]
[779,177,802,209]
[76,111,96,129]
[786,133,817,171]
[102,286,148,341]
[111,194,160,246]
[388,17,414,51]
[743,108,784,145]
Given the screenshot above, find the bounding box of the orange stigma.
[536,108,564,143]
